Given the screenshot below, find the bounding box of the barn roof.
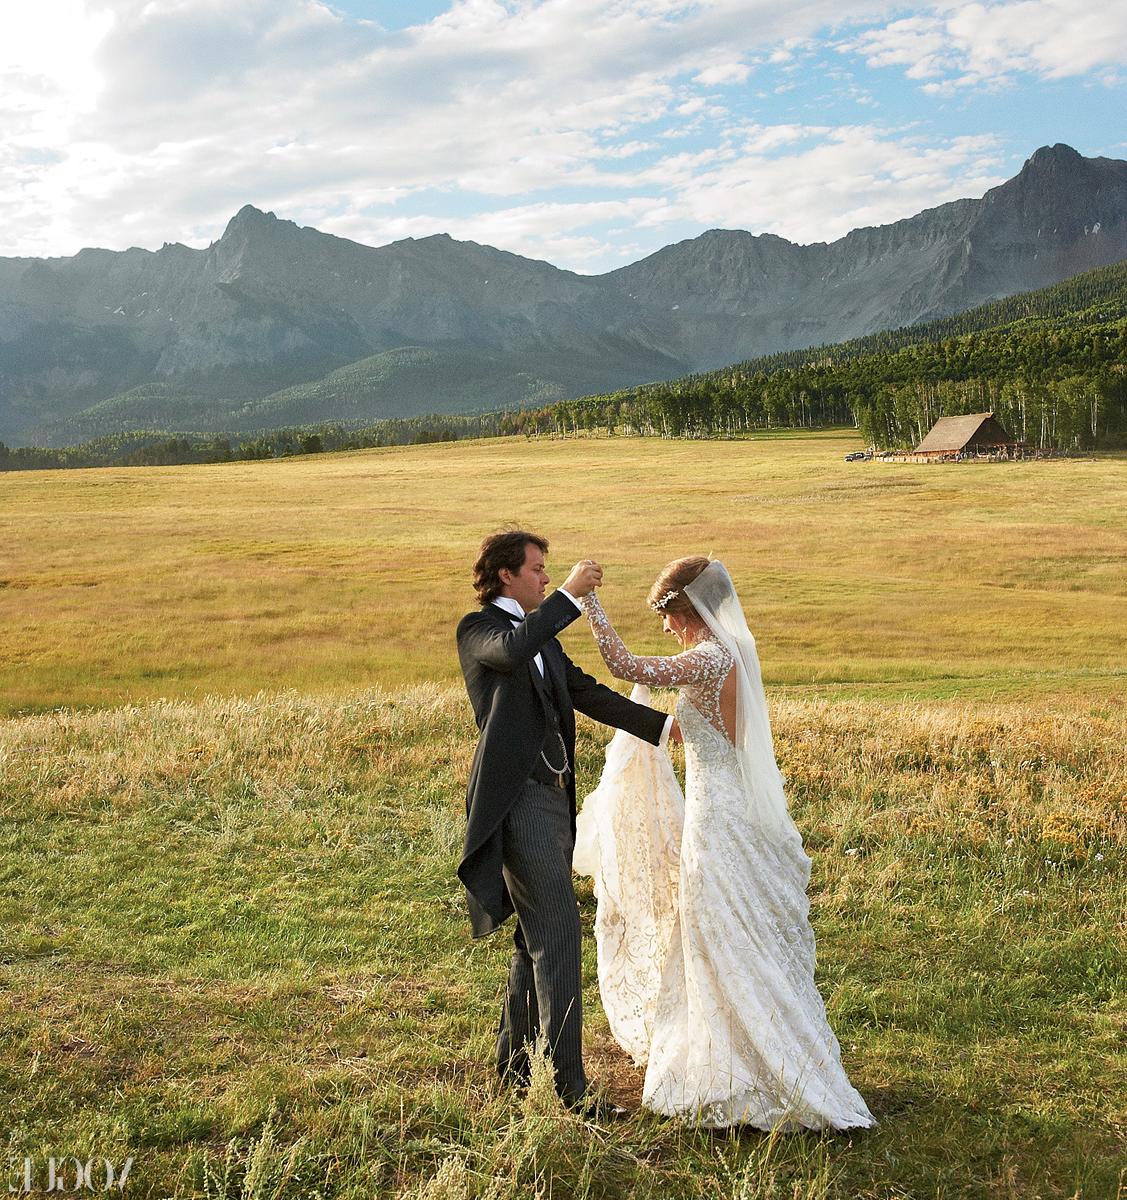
[915,412,1014,453]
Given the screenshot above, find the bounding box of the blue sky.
[2,1,1124,272]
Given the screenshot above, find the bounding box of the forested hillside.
[514,260,1127,449]
[3,261,1125,469]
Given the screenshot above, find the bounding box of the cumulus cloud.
[4,0,887,262]
[695,60,752,85]
[653,127,1005,244]
[315,126,1004,265]
[841,1,1127,92]
[325,196,668,269]
[0,0,1116,270]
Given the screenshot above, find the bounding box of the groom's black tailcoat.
[456,589,667,937]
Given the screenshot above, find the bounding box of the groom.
[456,529,670,1109]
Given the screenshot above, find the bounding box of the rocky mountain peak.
[217,205,300,245]
[984,142,1122,224]
[1022,143,1085,173]
[211,205,312,282]
[1001,144,1093,202]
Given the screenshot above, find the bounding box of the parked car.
[843,451,866,461]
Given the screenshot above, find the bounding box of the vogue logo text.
[6,1158,134,1193]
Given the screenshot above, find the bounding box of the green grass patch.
[1,686,1122,1197]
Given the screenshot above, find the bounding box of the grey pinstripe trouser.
[496,777,586,1103]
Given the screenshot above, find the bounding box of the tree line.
[515,315,1126,450]
[0,415,504,471]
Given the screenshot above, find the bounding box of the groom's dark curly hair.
[473,529,549,604]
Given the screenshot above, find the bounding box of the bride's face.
[663,610,706,646]
[662,612,689,645]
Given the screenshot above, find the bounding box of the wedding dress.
[573,567,873,1130]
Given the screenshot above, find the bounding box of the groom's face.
[499,543,550,612]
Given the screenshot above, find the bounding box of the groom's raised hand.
[562,559,603,597]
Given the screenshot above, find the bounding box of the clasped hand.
[563,558,603,597]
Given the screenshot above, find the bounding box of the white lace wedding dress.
[574,591,873,1130]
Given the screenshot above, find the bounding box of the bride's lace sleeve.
[580,593,729,686]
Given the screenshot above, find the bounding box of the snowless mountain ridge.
[1,143,1125,445]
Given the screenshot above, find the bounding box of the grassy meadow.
[1,430,1125,714]
[1,431,1125,1198]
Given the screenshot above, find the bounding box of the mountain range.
[2,143,1125,446]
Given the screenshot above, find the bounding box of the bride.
[573,557,874,1130]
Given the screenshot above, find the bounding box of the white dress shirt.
[493,589,672,744]
[491,588,582,676]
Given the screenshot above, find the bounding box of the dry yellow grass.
[2,684,1121,852]
[1,431,1125,714]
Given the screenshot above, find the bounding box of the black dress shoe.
[567,1096,629,1121]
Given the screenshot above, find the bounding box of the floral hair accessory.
[650,589,679,611]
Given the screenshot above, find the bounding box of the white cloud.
[840,16,949,75]
[695,60,752,85]
[322,196,669,268]
[2,0,897,260]
[649,126,1005,244]
[315,126,1005,266]
[0,0,1117,271]
[841,1,1127,92]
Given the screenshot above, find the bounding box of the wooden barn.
[913,412,1026,461]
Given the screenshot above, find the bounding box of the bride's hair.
[647,556,710,616]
